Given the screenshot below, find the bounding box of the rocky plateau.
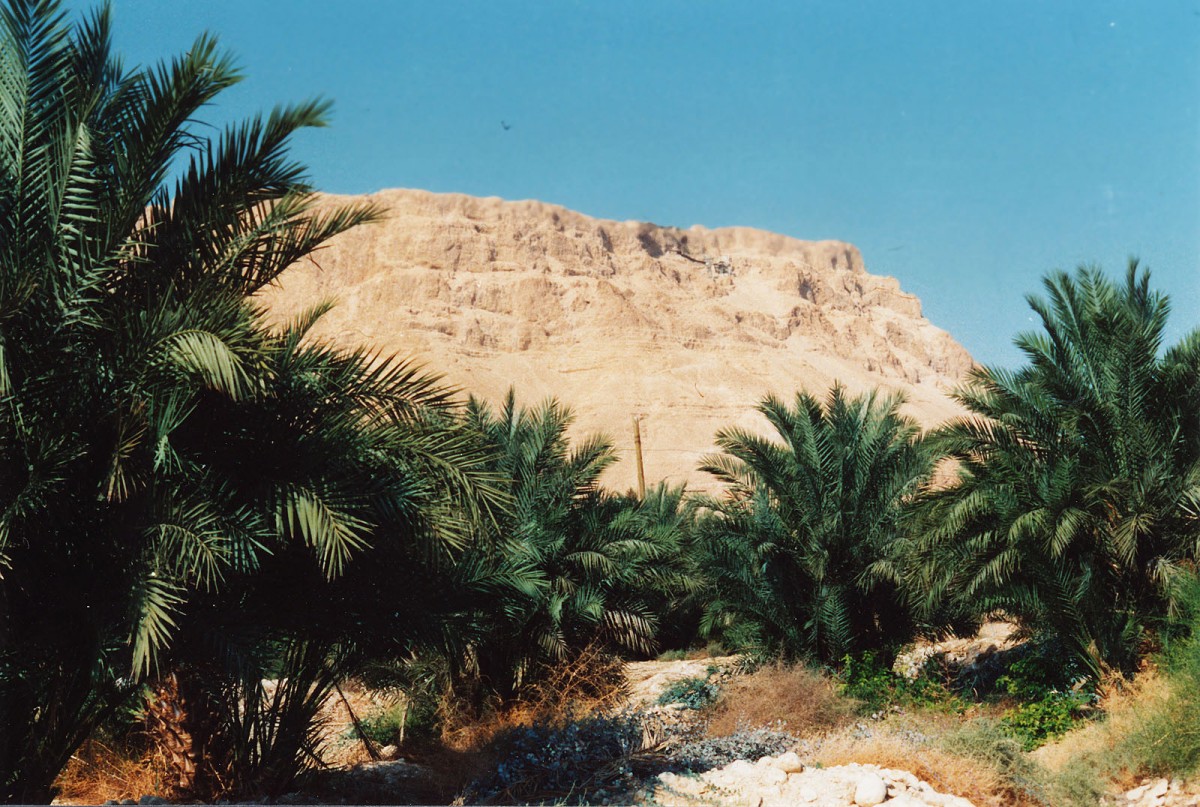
[261,189,974,491]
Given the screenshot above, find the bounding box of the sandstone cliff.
[260,189,973,491]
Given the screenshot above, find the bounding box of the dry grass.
[1030,660,1200,803]
[705,662,855,737]
[518,643,630,716]
[54,738,164,806]
[439,642,628,752]
[813,724,1047,807]
[1033,668,1164,784]
[694,662,1058,807]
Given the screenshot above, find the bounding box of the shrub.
[992,640,1091,700]
[348,706,405,747]
[345,699,440,748]
[1114,581,1200,778]
[1002,694,1088,751]
[439,643,629,754]
[984,640,1095,750]
[464,712,645,805]
[657,676,720,710]
[52,737,162,806]
[705,662,853,737]
[1022,613,1200,805]
[838,651,963,714]
[667,724,798,773]
[935,720,1056,806]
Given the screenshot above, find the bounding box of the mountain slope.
[260,188,973,491]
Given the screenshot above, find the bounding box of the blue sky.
[81,1,1200,367]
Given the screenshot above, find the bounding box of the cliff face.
[260,188,973,491]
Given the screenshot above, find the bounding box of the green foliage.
[656,675,720,710]
[909,263,1200,676]
[349,699,442,749]
[347,703,410,748]
[837,652,897,711]
[1024,581,1200,804]
[656,649,691,662]
[455,392,698,703]
[1002,694,1086,751]
[693,386,934,663]
[993,642,1091,701]
[837,651,963,714]
[0,0,502,799]
[991,643,1093,749]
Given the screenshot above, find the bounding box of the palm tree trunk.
[144,669,227,801]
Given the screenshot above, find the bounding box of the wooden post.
[633,415,646,499]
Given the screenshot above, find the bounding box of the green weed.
[657,676,720,710]
[838,651,965,714]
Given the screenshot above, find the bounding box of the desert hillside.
[260,189,973,491]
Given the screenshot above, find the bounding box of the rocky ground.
[624,655,741,706]
[891,622,1018,680]
[309,654,987,805]
[1109,777,1200,807]
[655,753,973,807]
[84,646,1200,805]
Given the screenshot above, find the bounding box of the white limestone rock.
[854,772,889,806]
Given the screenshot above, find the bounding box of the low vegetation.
[704,662,853,738]
[2,1,1199,804]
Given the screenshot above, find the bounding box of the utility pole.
[632,414,646,499]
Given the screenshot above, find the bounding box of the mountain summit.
[261,189,973,491]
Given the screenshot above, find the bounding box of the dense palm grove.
[2,2,1199,803]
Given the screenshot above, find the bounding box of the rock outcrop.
[261,189,974,491]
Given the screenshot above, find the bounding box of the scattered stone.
[1115,777,1199,807]
[773,750,805,773]
[891,795,939,807]
[726,759,757,777]
[854,773,889,806]
[893,622,1018,680]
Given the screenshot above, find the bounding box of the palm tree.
[909,263,1200,676]
[617,481,708,651]
[0,2,500,799]
[138,308,504,800]
[456,391,692,705]
[693,386,934,663]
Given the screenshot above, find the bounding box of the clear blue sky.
[75,1,1200,368]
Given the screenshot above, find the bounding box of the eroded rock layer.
[261,189,973,491]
